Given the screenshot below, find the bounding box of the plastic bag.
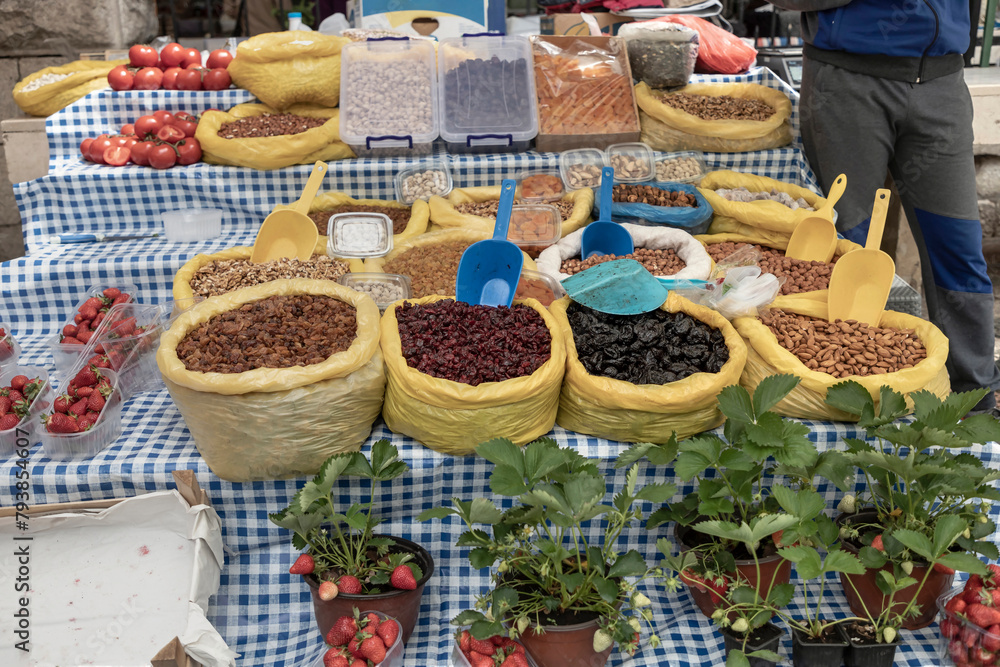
[698,171,827,235]
[552,292,747,443]
[618,22,698,89]
[282,193,429,246]
[607,181,713,233]
[647,15,757,74]
[536,222,712,282]
[379,295,566,454]
[427,186,595,237]
[640,109,792,153]
[12,60,124,117]
[227,31,349,110]
[195,103,354,170]
[733,300,950,421]
[699,265,782,320]
[157,279,385,481]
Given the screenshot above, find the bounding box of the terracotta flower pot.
[519,616,613,667]
[305,535,434,644]
[836,510,954,630]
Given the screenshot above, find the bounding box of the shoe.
[965,407,1000,421]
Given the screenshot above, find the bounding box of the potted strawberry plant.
[825,382,999,633]
[418,437,676,667]
[268,440,434,644]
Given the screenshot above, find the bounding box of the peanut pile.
[188,256,349,298]
[382,241,470,298]
[613,184,697,207]
[761,309,926,378]
[308,205,410,236]
[218,114,328,138]
[655,92,775,121]
[706,242,838,295]
[455,199,576,220]
[561,248,686,276]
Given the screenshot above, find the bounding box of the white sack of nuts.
[536,223,712,283]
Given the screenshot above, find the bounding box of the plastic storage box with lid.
[0,366,54,451]
[339,38,439,157]
[508,204,561,259]
[46,283,139,377]
[311,610,404,667]
[515,170,565,202]
[395,158,454,204]
[515,268,566,307]
[0,320,21,371]
[40,361,123,460]
[328,212,394,258]
[654,150,707,185]
[559,148,607,190]
[437,34,538,153]
[339,273,411,311]
[606,142,655,183]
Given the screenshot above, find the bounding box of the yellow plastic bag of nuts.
[157,279,386,482]
[698,171,827,235]
[636,82,792,138]
[172,241,361,303]
[733,300,950,421]
[552,292,747,443]
[380,295,566,454]
[640,110,792,153]
[195,102,354,170]
[428,186,595,237]
[12,59,125,117]
[294,193,429,246]
[227,31,349,110]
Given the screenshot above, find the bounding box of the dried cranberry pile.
[396,300,551,386]
[567,303,729,384]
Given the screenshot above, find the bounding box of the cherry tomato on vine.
[175,69,202,91]
[130,141,154,166]
[202,68,231,91]
[148,144,177,170]
[206,49,233,70]
[172,118,197,137]
[89,136,114,164]
[134,115,163,139]
[156,125,185,144]
[181,48,202,68]
[120,123,135,136]
[107,65,134,91]
[80,137,94,161]
[153,110,175,126]
[162,67,183,90]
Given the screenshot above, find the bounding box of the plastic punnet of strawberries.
[940,566,1000,666]
[60,288,132,346]
[322,610,400,667]
[0,327,15,356]
[42,364,113,434]
[456,629,530,667]
[0,375,45,431]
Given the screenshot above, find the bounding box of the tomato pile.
[80,110,202,169]
[108,43,233,92]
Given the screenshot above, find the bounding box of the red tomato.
[173,118,198,138]
[133,66,163,90]
[161,67,183,90]
[185,63,205,70]
[153,110,175,125]
[202,68,231,91]
[123,137,138,149]
[111,135,129,148]
[175,111,198,122]
[89,136,115,164]
[120,123,135,136]
[206,49,234,69]
[160,42,186,68]
[128,45,158,68]
[103,146,131,166]
[107,65,134,91]
[181,48,202,68]
[80,137,94,160]
[133,115,163,139]
[156,125,185,144]
[130,141,154,166]
[148,144,177,170]
[176,137,202,165]
[175,69,202,91]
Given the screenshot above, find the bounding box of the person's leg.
[889,69,1000,410]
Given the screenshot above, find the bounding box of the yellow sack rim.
[364,228,538,274]
[428,186,595,237]
[232,31,350,63]
[698,171,827,228]
[635,82,792,139]
[380,295,567,409]
[158,278,380,395]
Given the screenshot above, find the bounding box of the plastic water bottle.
[288,12,303,31]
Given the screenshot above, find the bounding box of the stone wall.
[977,155,1000,341]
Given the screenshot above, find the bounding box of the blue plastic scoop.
[580,166,634,260]
[455,180,524,307]
[562,259,710,315]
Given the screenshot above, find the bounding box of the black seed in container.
[442,56,533,127]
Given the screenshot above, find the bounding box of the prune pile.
[566,303,729,384]
[396,300,551,386]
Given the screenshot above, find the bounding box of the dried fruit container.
[394,158,454,204]
[559,148,607,191]
[39,363,123,461]
[606,142,656,183]
[339,38,439,157]
[310,610,404,667]
[47,283,139,377]
[0,366,54,451]
[654,150,708,185]
[515,170,565,202]
[327,213,395,258]
[515,269,566,307]
[938,586,1000,665]
[94,303,171,400]
[0,320,22,371]
[508,204,562,259]
[438,34,538,154]
[339,273,412,312]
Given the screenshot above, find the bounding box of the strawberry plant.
[268,440,424,595]
[418,437,676,659]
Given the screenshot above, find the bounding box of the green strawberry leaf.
[752,373,799,415]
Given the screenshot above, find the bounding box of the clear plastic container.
[311,610,404,667]
[450,630,536,667]
[515,269,566,307]
[559,148,607,191]
[0,321,22,371]
[654,150,708,185]
[162,208,223,242]
[339,39,439,157]
[0,366,54,452]
[40,364,123,460]
[94,303,170,400]
[438,35,538,154]
[394,158,454,204]
[508,204,561,259]
[339,273,412,311]
[516,170,565,202]
[607,142,656,183]
[47,283,139,376]
[938,586,1000,665]
[327,213,394,258]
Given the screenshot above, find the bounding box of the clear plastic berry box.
[310,610,403,667]
[46,283,138,377]
[39,360,123,461]
[0,366,54,452]
[508,204,562,259]
[339,273,412,312]
[450,630,538,667]
[559,148,607,191]
[654,150,708,185]
[94,303,171,400]
[0,320,22,371]
[394,158,454,204]
[938,586,1000,665]
[606,142,656,184]
[515,170,566,203]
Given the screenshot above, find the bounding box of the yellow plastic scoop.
[785,173,846,263]
[250,161,325,263]
[826,188,895,326]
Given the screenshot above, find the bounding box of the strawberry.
[458,630,472,654]
[322,649,349,667]
[982,588,1000,608]
[362,612,380,634]
[93,312,106,328]
[870,534,885,551]
[941,618,958,639]
[103,287,121,299]
[74,313,84,325]
[967,603,1000,628]
[44,413,78,433]
[967,577,986,604]
[961,624,979,648]
[62,324,78,338]
[948,596,969,615]
[318,580,338,601]
[988,564,1000,588]
[74,365,99,388]
[772,530,785,547]
[468,653,494,667]
[6,389,23,403]
[985,625,1000,652]
[337,575,362,595]
[491,635,504,646]
[10,375,28,391]
[76,413,99,431]
[288,553,314,575]
[54,394,72,414]
[77,329,93,345]
[975,647,996,664]
[80,305,98,321]
[76,386,94,398]
[495,637,524,654]
[468,637,495,655]
[501,654,530,667]
[326,616,358,647]
[112,294,130,306]
[346,637,363,658]
[69,398,89,417]
[389,564,417,590]
[376,619,399,648]
[679,569,728,604]
[348,660,366,667]
[87,391,106,414]
[0,396,10,416]
[934,562,957,575]
[62,336,83,345]
[359,636,386,664]
[0,413,20,430]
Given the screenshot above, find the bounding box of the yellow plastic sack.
[297,193,429,246]
[733,300,950,421]
[157,279,385,481]
[195,103,354,170]
[12,60,125,117]
[227,31,349,110]
[172,241,362,302]
[428,186,595,236]
[640,109,792,153]
[380,295,566,454]
[552,292,747,443]
[698,171,827,235]
[635,82,792,139]
[706,216,800,245]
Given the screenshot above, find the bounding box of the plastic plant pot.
[721,623,784,667]
[791,625,849,667]
[0,365,54,452]
[519,616,613,667]
[842,622,902,667]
